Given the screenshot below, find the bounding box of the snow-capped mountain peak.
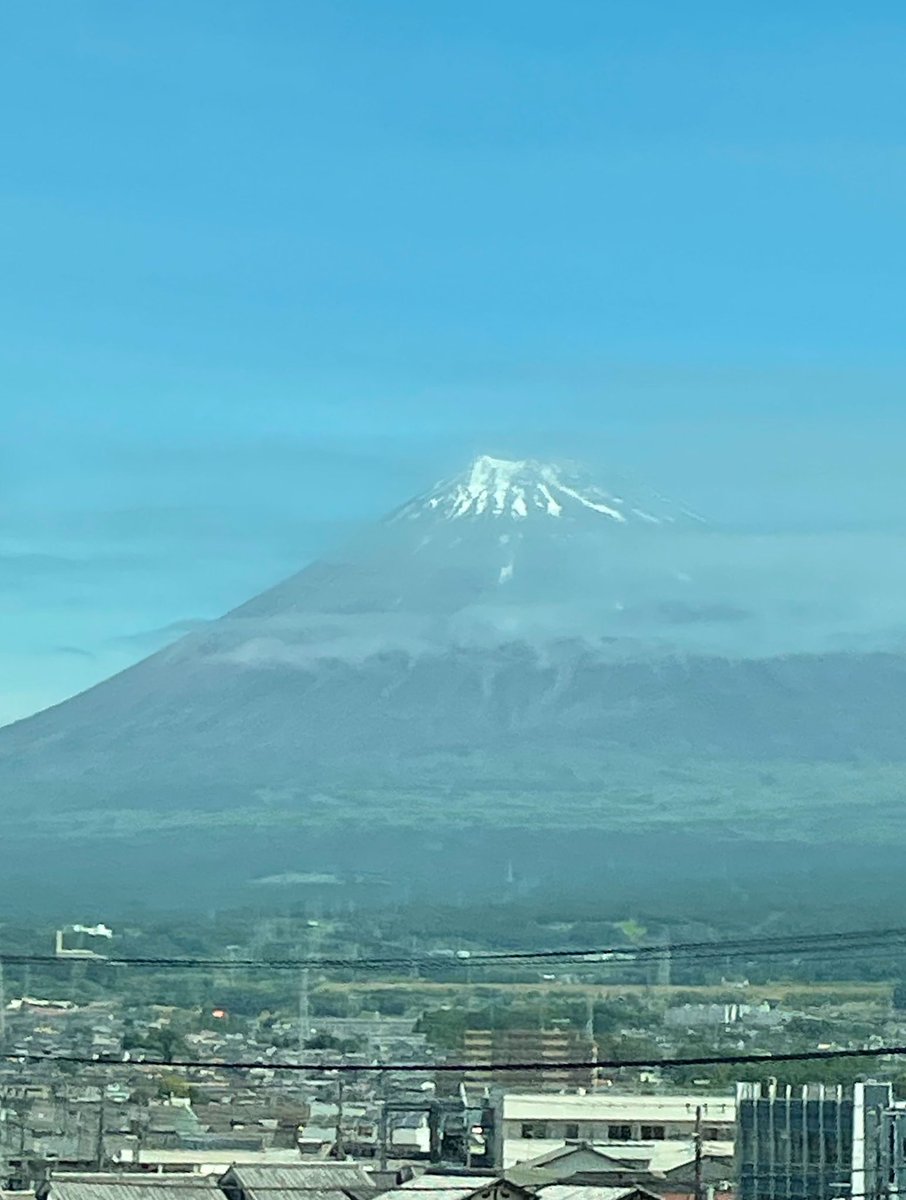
[393,454,668,525]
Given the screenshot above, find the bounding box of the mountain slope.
[1,453,905,909]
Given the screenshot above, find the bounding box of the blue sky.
[2,1,906,724]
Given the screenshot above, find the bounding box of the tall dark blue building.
[736,1081,894,1200]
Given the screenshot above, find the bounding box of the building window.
[565,1124,579,1140]
[521,1123,547,1139]
[641,1125,666,1140]
[702,1127,725,1140]
[608,1124,632,1140]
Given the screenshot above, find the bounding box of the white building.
[500,1092,736,1168]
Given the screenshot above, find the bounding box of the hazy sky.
[2,1,906,725]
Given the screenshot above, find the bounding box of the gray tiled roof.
[222,1162,373,1200]
[46,1180,218,1200]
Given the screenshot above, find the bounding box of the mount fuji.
[1,454,905,909]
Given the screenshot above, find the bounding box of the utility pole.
[462,1084,472,1170]
[0,954,9,1188]
[657,928,672,987]
[94,1080,107,1171]
[226,944,241,985]
[0,959,6,1050]
[378,1071,388,1171]
[873,1106,885,1200]
[0,1091,7,1194]
[133,1111,147,1168]
[297,916,319,1064]
[297,965,311,1107]
[694,1105,703,1200]
[410,937,419,981]
[297,968,310,1060]
[334,1076,345,1160]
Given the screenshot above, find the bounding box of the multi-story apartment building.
[461,1030,597,1091]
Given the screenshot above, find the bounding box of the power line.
[6,932,896,969]
[8,1043,906,1074]
[4,926,905,973]
[30,1183,722,1193]
[23,1181,900,1200]
[35,1185,674,1194]
[38,1189,526,1194]
[21,1180,903,1200]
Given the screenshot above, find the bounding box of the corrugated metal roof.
[514,1148,629,1172]
[225,1167,371,1187]
[389,1176,506,1200]
[535,1188,655,1200]
[48,1181,217,1200]
[222,1162,373,1200]
[503,1138,733,1174]
[508,1140,733,1173]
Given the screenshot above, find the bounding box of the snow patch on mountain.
[393,455,668,525]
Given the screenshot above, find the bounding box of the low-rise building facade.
[498,1093,736,1169]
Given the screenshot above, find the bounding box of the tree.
[125,1021,189,1061]
[157,1073,196,1100]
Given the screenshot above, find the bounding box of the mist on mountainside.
[56,454,906,666]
